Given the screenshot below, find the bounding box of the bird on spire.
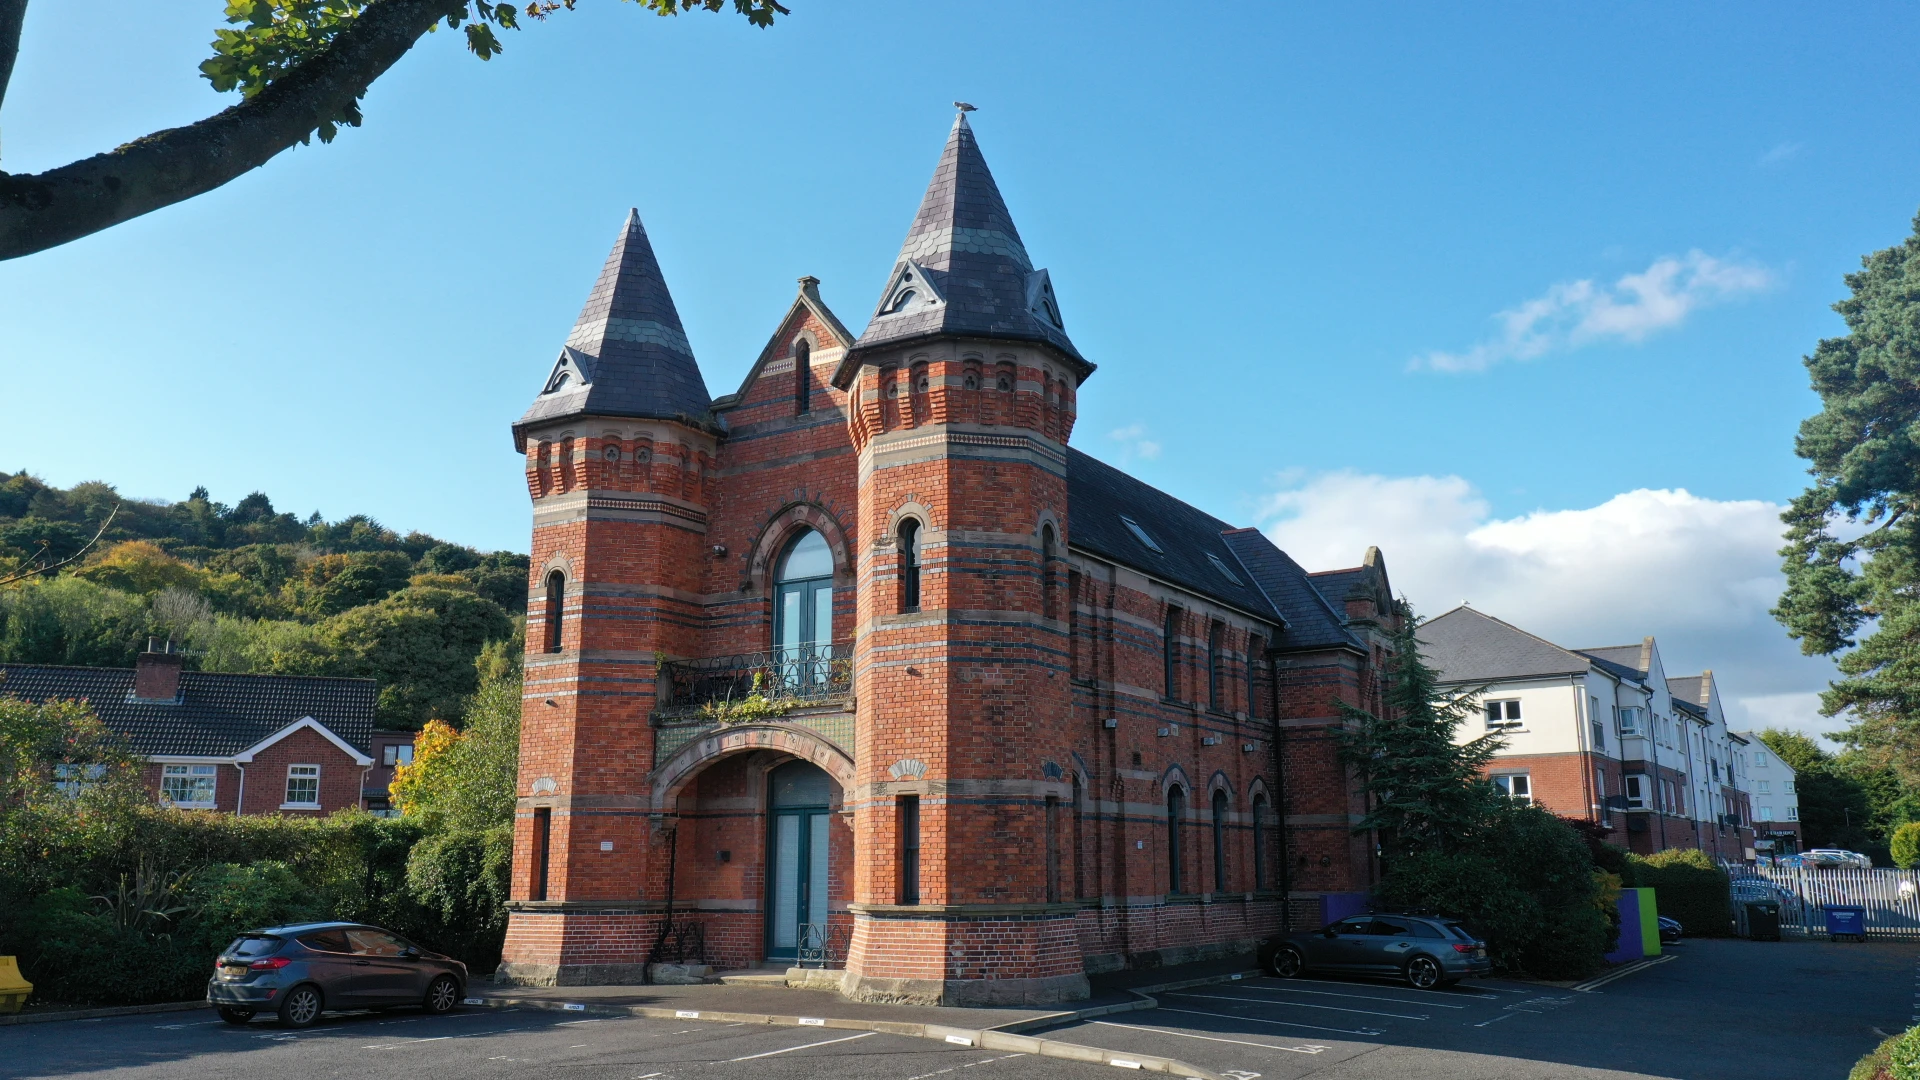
[954,101,976,112]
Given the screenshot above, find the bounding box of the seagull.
[954,101,977,112]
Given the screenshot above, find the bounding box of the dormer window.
[1120,515,1163,554]
[549,373,570,391]
[889,289,917,314]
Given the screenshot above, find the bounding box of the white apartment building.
[1734,732,1802,851]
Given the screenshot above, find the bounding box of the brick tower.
[499,210,718,985]
[832,110,1096,1005]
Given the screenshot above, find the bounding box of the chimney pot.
[134,646,185,702]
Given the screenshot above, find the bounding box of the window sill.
[164,802,216,810]
[280,802,322,811]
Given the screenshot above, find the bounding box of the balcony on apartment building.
[650,644,853,766]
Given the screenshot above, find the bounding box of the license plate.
[219,966,247,981]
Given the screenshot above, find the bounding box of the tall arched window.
[1212,789,1230,893]
[1040,524,1056,620]
[794,339,812,414]
[1166,785,1186,894]
[543,571,565,654]
[897,519,921,613]
[1251,794,1269,889]
[775,530,834,682]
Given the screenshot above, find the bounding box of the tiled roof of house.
[1307,568,1368,604]
[0,664,376,758]
[1579,644,1646,677]
[1667,674,1707,708]
[514,209,715,444]
[1064,449,1361,650]
[1419,606,1591,682]
[851,112,1087,368]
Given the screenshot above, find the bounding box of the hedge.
[1627,848,1732,937]
[1853,1023,1920,1080]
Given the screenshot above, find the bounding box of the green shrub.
[1852,1022,1920,1080]
[182,861,325,960]
[406,824,512,971]
[15,888,204,1005]
[1633,848,1731,937]
[1892,823,1920,870]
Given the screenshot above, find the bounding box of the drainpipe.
[642,821,680,985]
[1572,676,1594,825]
[1649,701,1668,850]
[233,762,246,817]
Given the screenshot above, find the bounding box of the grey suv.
[206,922,468,1027]
[1259,914,1491,989]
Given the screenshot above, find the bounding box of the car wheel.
[1269,946,1305,979]
[216,1007,255,1025]
[277,984,323,1028]
[1405,955,1443,990]
[423,975,461,1015]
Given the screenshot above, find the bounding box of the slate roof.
[1418,607,1592,683]
[515,209,715,444]
[0,664,376,758]
[1308,568,1368,604]
[1063,449,1361,650]
[1667,674,1706,708]
[1579,644,1646,678]
[852,112,1087,369]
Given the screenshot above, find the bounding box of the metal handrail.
[655,644,852,715]
[795,920,850,968]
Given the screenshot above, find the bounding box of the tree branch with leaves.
[0,0,787,260]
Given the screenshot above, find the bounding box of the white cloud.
[1758,141,1804,167]
[1259,471,1844,745]
[1413,251,1774,373]
[1108,423,1162,461]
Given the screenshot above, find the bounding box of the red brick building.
[1,646,376,815]
[498,112,1396,1003]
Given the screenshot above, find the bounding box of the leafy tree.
[321,585,513,727]
[0,576,157,666]
[1892,823,1920,869]
[1339,602,1506,859]
[391,673,519,828]
[73,541,208,595]
[1775,211,1920,783]
[0,0,788,260]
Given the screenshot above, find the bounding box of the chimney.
[134,638,184,702]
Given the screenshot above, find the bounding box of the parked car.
[1258,914,1491,990]
[1805,849,1872,869]
[1657,915,1683,944]
[206,922,467,1028]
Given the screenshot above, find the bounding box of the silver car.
[1260,914,1491,990]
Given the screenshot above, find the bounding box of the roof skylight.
[1207,553,1244,586]
[1119,515,1163,553]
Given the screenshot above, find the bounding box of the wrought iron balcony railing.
[654,644,853,716]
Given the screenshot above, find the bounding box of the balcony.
[652,645,854,765]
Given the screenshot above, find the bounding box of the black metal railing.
[656,645,852,714]
[649,919,709,966]
[795,920,851,969]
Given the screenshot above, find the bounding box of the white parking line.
[725,1030,875,1061]
[1233,985,1470,1009]
[1473,1012,1519,1028]
[1259,976,1497,1000]
[1157,1005,1383,1038]
[902,1051,1028,1080]
[1168,991,1427,1021]
[1089,1020,1328,1055]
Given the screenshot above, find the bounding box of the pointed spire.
[515,209,714,440]
[852,110,1087,369]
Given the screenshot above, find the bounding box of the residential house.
[364,730,418,816]
[1,643,377,815]
[1735,732,1801,853]
[1420,607,1755,860]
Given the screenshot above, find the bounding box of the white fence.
[1736,866,1920,939]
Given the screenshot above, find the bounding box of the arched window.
[897,518,922,613]
[1208,620,1225,712]
[1040,524,1056,620]
[1212,789,1230,893]
[775,530,834,677]
[794,339,811,414]
[1251,794,1269,889]
[1246,635,1264,719]
[1167,785,1186,894]
[1163,607,1182,703]
[543,570,565,654]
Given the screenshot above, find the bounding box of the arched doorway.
[766,758,834,961]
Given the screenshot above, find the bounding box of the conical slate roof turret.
[515,209,714,443]
[852,111,1087,369]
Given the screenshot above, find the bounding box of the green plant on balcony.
[696,672,806,726]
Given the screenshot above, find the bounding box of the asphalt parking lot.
[4,938,1911,1080]
[1043,937,1918,1080]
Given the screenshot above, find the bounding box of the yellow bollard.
[0,956,33,1013]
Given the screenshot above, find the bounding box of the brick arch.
[747,501,854,593]
[1206,770,1235,806]
[1159,763,1193,800]
[650,723,856,812]
[1247,776,1272,805]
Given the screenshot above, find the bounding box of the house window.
[162,764,218,808]
[1211,789,1229,893]
[544,570,566,654]
[776,529,836,663]
[1040,524,1056,621]
[1595,768,1609,822]
[1208,621,1225,712]
[1491,773,1531,803]
[383,745,414,767]
[1788,807,1798,820]
[1485,700,1522,730]
[1785,780,1795,793]
[284,765,321,808]
[1120,515,1164,553]
[52,763,106,798]
[897,519,922,613]
[1251,794,1269,888]
[1756,780,1770,793]
[794,339,811,414]
[1590,695,1605,750]
[899,795,921,905]
[1166,786,1186,894]
[1755,751,1769,768]
[1758,805,1774,821]
[1624,774,1647,809]
[1044,795,1061,903]
[1163,607,1182,702]
[532,807,551,902]
[1617,706,1643,736]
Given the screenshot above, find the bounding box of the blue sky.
[6,3,1919,736]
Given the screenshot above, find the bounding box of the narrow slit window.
[1208,620,1225,711]
[1045,795,1061,903]
[1246,635,1264,718]
[899,795,921,905]
[1167,786,1186,894]
[532,807,552,902]
[1040,524,1056,620]
[794,339,811,414]
[898,519,922,613]
[1163,607,1182,702]
[544,570,565,654]
[1212,789,1229,893]
[1252,795,1269,889]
